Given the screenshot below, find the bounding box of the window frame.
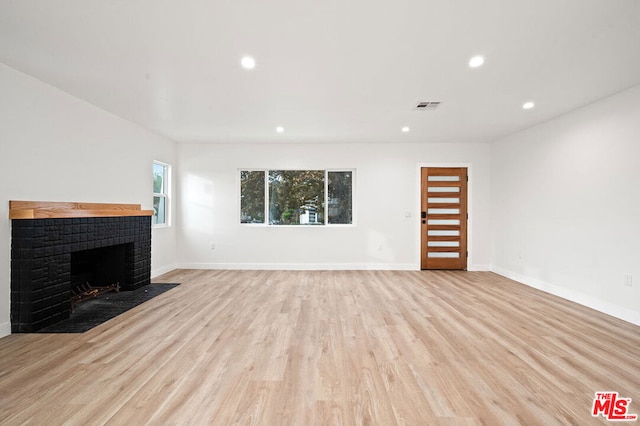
[239,168,355,227]
[153,160,171,227]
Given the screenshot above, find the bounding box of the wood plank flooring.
[0,270,638,425]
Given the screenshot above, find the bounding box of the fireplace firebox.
[71,243,130,290]
[9,201,153,332]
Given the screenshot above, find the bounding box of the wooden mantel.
[9,201,154,220]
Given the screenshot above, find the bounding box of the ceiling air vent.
[415,101,441,110]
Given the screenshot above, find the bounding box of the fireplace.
[10,201,153,332]
[71,244,130,290]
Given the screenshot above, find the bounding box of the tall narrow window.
[328,171,353,224]
[153,161,170,226]
[240,171,265,223]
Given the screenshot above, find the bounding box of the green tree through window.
[240,170,353,225]
[240,171,265,223]
[269,170,324,225]
[328,171,353,224]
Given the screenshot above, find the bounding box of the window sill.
[240,223,355,228]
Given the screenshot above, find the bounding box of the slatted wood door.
[421,167,468,270]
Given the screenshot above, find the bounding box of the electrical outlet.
[210,243,216,250]
[623,274,632,287]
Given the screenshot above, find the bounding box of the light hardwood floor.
[0,270,638,425]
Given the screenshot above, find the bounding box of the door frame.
[416,162,474,270]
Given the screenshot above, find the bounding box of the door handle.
[421,211,427,218]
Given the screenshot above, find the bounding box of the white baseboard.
[178,262,418,271]
[0,321,11,339]
[492,266,640,326]
[468,264,491,272]
[177,263,491,272]
[151,264,178,279]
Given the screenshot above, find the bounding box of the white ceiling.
[1,0,639,144]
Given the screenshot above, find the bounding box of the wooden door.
[421,167,468,270]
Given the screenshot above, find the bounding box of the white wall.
[491,84,640,325]
[0,64,178,337]
[177,142,492,271]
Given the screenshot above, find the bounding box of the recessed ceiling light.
[522,101,535,110]
[276,126,284,133]
[401,126,410,133]
[241,56,256,69]
[469,55,484,68]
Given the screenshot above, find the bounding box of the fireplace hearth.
[10,201,153,332]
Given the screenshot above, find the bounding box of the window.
[269,170,324,225]
[240,170,265,224]
[327,171,353,224]
[240,169,353,225]
[153,161,170,226]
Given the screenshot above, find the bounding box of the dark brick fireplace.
[10,202,152,332]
